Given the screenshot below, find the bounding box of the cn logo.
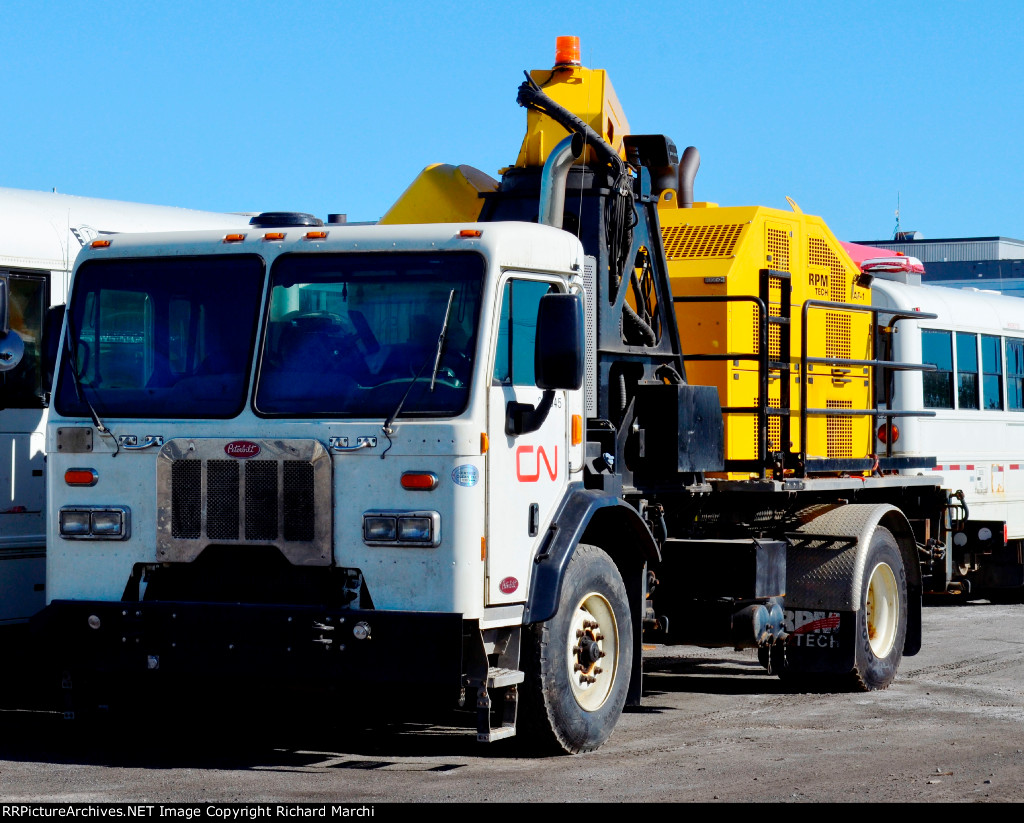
[516,445,558,482]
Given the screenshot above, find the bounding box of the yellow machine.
[658,199,874,477]
[386,36,878,478]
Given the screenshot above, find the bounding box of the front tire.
[519,544,633,754]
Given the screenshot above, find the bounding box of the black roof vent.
[249,212,324,228]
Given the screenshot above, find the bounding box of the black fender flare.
[523,483,659,625]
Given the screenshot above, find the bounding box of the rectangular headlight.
[59,506,131,540]
[363,516,397,542]
[59,510,91,536]
[91,510,125,536]
[398,516,432,542]
[362,510,441,547]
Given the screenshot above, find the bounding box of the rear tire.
[850,526,907,690]
[519,544,632,754]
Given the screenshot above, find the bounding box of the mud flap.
[779,608,856,674]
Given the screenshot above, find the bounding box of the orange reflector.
[90,239,111,248]
[263,232,286,241]
[65,468,98,486]
[480,432,489,454]
[571,414,583,446]
[223,233,247,243]
[555,35,581,66]
[459,229,482,238]
[305,231,328,240]
[401,471,438,491]
[481,536,486,561]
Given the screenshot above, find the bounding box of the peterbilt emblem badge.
[499,577,519,594]
[224,440,260,458]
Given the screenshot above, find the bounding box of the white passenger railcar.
[871,264,1024,595]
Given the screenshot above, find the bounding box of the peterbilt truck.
[33,39,949,754]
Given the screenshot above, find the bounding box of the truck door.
[486,275,569,605]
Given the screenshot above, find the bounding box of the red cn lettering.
[516,445,558,482]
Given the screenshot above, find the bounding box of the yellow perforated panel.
[826,399,853,458]
[808,236,848,301]
[662,224,744,259]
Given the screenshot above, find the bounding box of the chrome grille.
[245,460,279,540]
[157,438,332,566]
[206,460,239,540]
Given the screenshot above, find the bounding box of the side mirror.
[535,292,584,391]
[0,274,25,373]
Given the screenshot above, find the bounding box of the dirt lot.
[1,600,1022,803]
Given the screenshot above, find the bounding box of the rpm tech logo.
[784,609,841,649]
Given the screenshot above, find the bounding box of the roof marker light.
[223,233,247,243]
[91,239,111,248]
[263,232,286,241]
[459,229,482,238]
[305,231,328,240]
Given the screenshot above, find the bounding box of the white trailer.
[0,187,253,628]
[871,267,1024,595]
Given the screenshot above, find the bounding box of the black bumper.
[34,600,465,688]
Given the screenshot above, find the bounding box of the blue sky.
[4,0,1022,242]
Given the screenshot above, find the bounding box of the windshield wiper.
[63,316,119,454]
[381,290,456,447]
[429,290,456,392]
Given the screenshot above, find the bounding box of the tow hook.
[312,620,335,647]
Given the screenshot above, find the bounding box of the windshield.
[54,255,264,419]
[254,251,483,418]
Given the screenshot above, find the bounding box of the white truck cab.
[41,216,589,738]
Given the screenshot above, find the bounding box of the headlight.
[362,511,440,547]
[59,506,131,540]
[363,516,397,542]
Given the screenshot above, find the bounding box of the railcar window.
[955,332,979,410]
[921,329,953,409]
[1007,339,1024,411]
[982,334,1003,411]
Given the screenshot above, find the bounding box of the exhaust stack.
[679,146,700,208]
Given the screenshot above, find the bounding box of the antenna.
[892,192,901,240]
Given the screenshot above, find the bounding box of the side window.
[921,329,953,409]
[1007,338,1024,411]
[955,332,978,409]
[982,334,1003,410]
[0,271,48,408]
[493,279,553,387]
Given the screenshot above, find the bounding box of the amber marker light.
[459,229,482,238]
[481,536,487,561]
[401,471,438,491]
[572,414,583,445]
[263,232,286,241]
[223,233,247,243]
[305,231,328,240]
[90,239,112,248]
[555,35,581,66]
[65,468,98,487]
[480,432,489,454]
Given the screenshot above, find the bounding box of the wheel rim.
[567,590,619,711]
[866,561,899,658]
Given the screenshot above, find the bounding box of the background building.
[854,233,1024,297]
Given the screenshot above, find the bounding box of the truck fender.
[789,503,922,656]
[522,483,658,625]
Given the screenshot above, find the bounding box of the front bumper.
[34,600,465,688]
